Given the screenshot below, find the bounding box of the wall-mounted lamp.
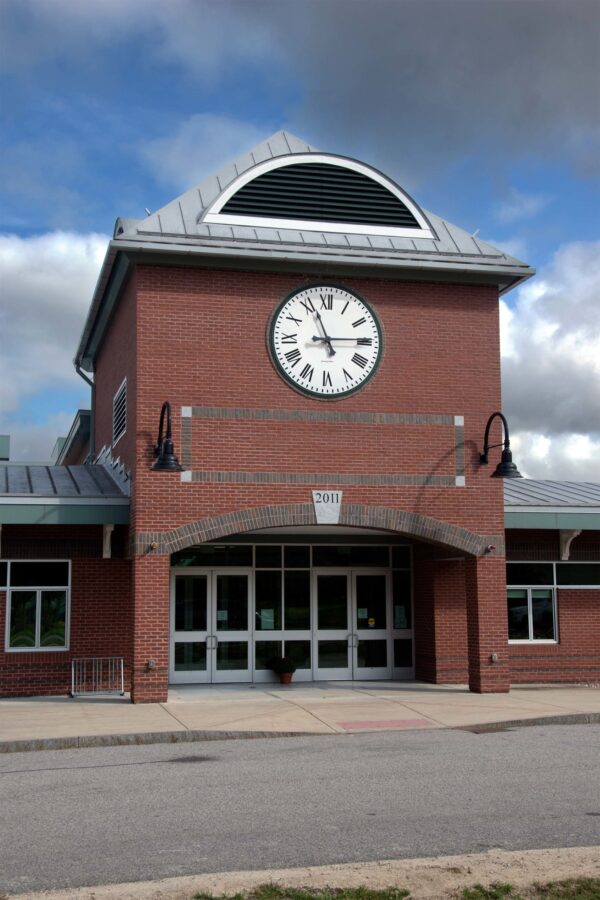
[480,411,522,479]
[151,401,183,472]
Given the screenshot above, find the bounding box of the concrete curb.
[458,711,600,733]
[1,711,599,753]
[0,729,322,754]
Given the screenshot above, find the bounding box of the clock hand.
[314,311,336,357]
[312,336,369,342]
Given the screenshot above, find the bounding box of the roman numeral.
[352,353,368,369]
[285,349,302,367]
[357,337,372,346]
[341,301,349,315]
[300,297,315,314]
[281,333,297,344]
[343,368,352,382]
[322,371,332,387]
[352,317,366,328]
[286,314,302,326]
[300,363,314,382]
[320,293,333,310]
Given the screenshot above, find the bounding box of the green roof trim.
[505,511,600,530]
[0,503,129,525]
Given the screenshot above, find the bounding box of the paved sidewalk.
[1,681,599,752]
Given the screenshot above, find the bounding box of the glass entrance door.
[169,570,252,683]
[313,572,353,679]
[312,570,393,680]
[170,573,210,684]
[213,572,252,683]
[353,572,392,679]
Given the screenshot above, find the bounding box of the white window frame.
[112,378,127,447]
[4,560,71,653]
[507,585,558,644]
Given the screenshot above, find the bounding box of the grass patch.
[462,886,515,900]
[194,881,600,900]
[461,880,600,900]
[533,879,600,899]
[195,889,410,900]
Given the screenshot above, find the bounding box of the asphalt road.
[1,725,599,895]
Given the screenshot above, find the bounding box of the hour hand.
[314,311,336,357]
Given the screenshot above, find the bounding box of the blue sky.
[1,0,599,477]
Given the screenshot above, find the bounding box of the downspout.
[75,365,95,459]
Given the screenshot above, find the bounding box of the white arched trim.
[202,153,436,240]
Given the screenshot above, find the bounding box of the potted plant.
[269,655,297,685]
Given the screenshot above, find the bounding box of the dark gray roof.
[0,464,128,499]
[76,130,535,370]
[504,479,600,508]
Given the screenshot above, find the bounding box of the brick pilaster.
[131,553,170,702]
[465,555,510,693]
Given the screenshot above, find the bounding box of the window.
[112,378,127,446]
[507,588,556,642]
[4,561,70,651]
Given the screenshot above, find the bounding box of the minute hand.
[312,335,369,342]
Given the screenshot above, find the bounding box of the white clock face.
[269,284,383,398]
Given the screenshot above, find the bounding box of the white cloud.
[501,240,600,480]
[0,0,273,76]
[0,232,108,459]
[2,1,598,180]
[3,414,77,464]
[484,236,528,260]
[139,114,271,192]
[495,189,550,224]
[511,432,600,481]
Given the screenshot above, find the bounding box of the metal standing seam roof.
[76,130,535,370]
[0,465,128,499]
[504,480,600,509]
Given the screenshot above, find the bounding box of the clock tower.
[75,131,534,702]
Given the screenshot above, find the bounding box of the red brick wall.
[96,264,505,541]
[0,559,132,697]
[94,271,137,472]
[413,554,469,684]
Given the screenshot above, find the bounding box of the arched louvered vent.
[220,162,420,228]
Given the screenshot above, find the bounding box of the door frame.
[169,568,253,684]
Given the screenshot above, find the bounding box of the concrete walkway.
[1,681,599,752]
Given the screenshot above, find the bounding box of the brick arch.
[139,503,501,557]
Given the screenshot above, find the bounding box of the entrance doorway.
[313,571,393,679]
[170,549,413,684]
[169,570,253,683]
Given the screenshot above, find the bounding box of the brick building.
[1,132,598,701]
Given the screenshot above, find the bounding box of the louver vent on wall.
[112,379,127,446]
[221,162,420,228]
